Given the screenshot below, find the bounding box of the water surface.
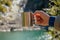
[0,30,46,40]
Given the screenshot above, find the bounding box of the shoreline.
[0,27,41,32]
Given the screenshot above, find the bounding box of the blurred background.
[0,0,60,40]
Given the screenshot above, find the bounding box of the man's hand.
[33,11,50,26]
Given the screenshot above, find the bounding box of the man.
[34,11,60,31]
[20,0,60,31]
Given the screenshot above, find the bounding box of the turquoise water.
[0,30,47,40]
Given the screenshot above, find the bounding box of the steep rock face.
[24,0,49,12]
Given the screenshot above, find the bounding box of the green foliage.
[50,0,60,5]
[47,0,60,16]
[0,0,13,13]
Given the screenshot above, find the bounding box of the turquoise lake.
[0,30,48,40]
